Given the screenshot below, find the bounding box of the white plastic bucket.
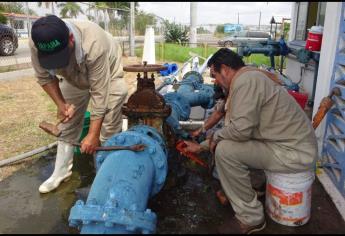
[265,170,315,226]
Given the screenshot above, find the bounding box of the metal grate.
[322,2,345,196]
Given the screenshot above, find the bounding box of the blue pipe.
[163,71,215,136]
[68,72,216,234]
[69,125,168,234]
[159,63,178,76]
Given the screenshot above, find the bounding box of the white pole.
[25,2,31,37]
[52,2,55,15]
[189,2,197,48]
[129,2,135,56]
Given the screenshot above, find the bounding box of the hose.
[0,142,58,167]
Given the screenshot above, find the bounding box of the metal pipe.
[163,71,215,137]
[0,142,58,168]
[179,120,204,125]
[69,126,167,234]
[179,120,204,130]
[198,54,213,75]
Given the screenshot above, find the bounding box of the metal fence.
[0,2,289,73]
[0,2,135,72]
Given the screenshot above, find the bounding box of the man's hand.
[190,127,203,138]
[80,133,100,155]
[183,140,203,154]
[58,103,75,123]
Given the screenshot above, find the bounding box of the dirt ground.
[0,57,188,181]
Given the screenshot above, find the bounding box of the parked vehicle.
[0,24,18,56]
[218,30,271,47]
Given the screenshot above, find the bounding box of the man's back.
[221,69,317,169]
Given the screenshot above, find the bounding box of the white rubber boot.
[39,140,74,193]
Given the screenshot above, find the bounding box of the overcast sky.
[138,2,293,25]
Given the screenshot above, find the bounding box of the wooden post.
[204,43,208,58]
[161,42,165,62]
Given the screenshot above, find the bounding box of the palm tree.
[57,2,83,18]
[37,2,56,15]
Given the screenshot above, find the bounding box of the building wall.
[286,2,342,156]
[312,2,343,156]
[285,58,316,98]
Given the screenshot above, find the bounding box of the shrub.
[163,20,189,46]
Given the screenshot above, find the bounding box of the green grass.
[136,43,219,64]
[136,43,286,69]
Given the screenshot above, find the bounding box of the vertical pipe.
[189,2,197,48]
[129,2,135,56]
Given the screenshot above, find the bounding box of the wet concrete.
[0,149,345,234]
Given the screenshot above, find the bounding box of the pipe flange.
[69,200,157,234]
[163,93,191,120]
[199,84,216,109]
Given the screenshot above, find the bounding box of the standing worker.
[184,48,317,234]
[29,15,128,193]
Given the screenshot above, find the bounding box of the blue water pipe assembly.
[68,62,215,234]
[164,71,214,137]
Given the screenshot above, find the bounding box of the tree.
[58,2,83,18]
[0,2,37,24]
[0,2,24,14]
[215,24,224,34]
[38,2,56,15]
[197,26,210,34]
[0,13,7,24]
[135,10,157,35]
[283,22,290,39]
[163,20,189,45]
[0,3,7,24]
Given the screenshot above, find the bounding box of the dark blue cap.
[31,15,70,69]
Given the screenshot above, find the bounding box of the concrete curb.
[0,68,35,81]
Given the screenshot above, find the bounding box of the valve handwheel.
[124,61,167,78]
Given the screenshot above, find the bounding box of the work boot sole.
[247,221,266,234]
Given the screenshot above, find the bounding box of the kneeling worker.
[29,15,128,193]
[184,48,317,234]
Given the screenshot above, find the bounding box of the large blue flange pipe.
[69,125,168,234]
[68,71,215,234]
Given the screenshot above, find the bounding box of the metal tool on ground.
[71,142,146,152]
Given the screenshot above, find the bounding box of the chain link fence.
[0,2,133,72]
[0,2,285,73]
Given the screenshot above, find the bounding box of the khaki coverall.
[213,67,318,226]
[29,19,128,143]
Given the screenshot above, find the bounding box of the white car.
[218,31,271,47]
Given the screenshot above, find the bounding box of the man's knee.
[215,140,248,167]
[215,140,237,158]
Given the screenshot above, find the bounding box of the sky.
[138,2,293,26]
